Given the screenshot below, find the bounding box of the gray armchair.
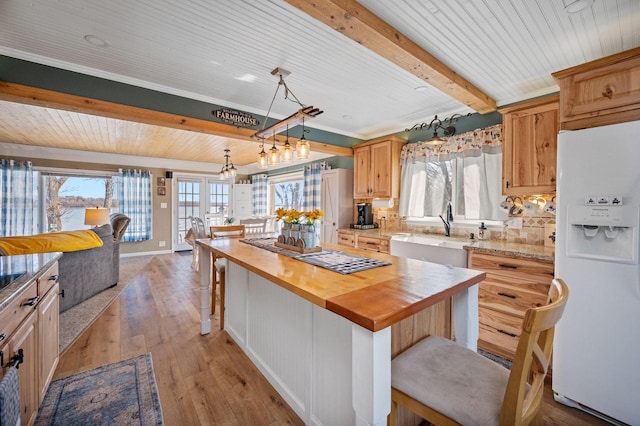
[58,213,130,312]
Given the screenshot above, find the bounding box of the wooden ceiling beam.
[0,82,354,157]
[284,0,497,114]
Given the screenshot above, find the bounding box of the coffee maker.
[356,203,374,226]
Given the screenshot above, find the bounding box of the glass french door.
[174,176,230,251]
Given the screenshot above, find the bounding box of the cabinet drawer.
[479,277,551,317]
[337,233,355,247]
[479,308,522,358]
[469,252,554,284]
[357,236,389,253]
[37,262,59,297]
[0,280,38,340]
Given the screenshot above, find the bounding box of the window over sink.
[399,125,506,222]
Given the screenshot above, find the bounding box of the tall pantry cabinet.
[320,169,353,244]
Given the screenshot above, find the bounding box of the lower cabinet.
[5,310,38,426]
[336,231,389,253]
[0,262,59,426]
[468,251,554,360]
[38,282,59,403]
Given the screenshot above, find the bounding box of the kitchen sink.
[389,234,470,267]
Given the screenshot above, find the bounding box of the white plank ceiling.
[0,0,638,169]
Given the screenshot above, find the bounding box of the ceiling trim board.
[0,82,354,158]
[283,0,497,114]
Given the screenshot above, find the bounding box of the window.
[35,171,117,233]
[207,182,229,215]
[399,125,505,222]
[269,172,304,214]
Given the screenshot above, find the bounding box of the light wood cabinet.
[552,46,640,130]
[500,95,559,195]
[8,311,38,426]
[336,231,389,254]
[353,136,406,199]
[0,260,60,426]
[38,282,59,403]
[468,251,553,360]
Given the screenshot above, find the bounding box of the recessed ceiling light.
[414,86,429,92]
[234,73,257,82]
[84,35,109,48]
[565,0,594,14]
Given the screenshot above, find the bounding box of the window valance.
[401,124,503,164]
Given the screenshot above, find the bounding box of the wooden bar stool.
[390,278,569,426]
[209,225,245,330]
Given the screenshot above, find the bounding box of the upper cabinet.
[552,47,640,130]
[353,136,406,199]
[500,95,559,196]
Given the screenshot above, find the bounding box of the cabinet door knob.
[22,296,39,307]
[49,274,59,281]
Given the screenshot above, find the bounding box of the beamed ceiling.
[0,0,638,171]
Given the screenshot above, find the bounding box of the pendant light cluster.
[219,148,237,179]
[253,68,321,170]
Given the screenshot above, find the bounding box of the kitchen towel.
[0,365,21,426]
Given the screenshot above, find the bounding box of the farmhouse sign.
[212,108,259,128]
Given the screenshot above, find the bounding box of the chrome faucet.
[439,202,453,237]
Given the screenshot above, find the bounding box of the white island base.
[200,255,478,426]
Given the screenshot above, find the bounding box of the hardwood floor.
[56,253,610,425]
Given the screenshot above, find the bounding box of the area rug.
[35,353,163,426]
[479,349,512,370]
[59,255,155,353]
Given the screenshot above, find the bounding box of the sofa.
[59,213,130,312]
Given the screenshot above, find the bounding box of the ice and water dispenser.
[566,196,639,264]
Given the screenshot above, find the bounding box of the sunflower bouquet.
[303,208,325,225]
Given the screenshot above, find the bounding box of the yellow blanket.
[0,230,104,256]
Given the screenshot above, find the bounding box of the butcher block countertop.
[197,238,485,332]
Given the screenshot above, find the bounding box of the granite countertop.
[0,252,61,310]
[337,228,555,263]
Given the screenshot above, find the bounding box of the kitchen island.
[197,238,485,426]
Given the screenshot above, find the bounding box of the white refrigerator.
[554,120,640,425]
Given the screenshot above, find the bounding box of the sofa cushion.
[110,213,130,241]
[92,223,113,238]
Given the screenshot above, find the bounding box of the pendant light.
[252,68,322,165]
[281,124,293,163]
[268,132,280,165]
[219,149,237,179]
[296,117,310,160]
[257,139,268,169]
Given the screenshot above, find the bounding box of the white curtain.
[399,125,506,221]
[0,159,34,236]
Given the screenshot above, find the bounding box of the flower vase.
[281,222,292,240]
[301,224,317,248]
[290,224,301,243]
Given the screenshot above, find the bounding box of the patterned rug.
[35,353,163,426]
[59,255,155,353]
